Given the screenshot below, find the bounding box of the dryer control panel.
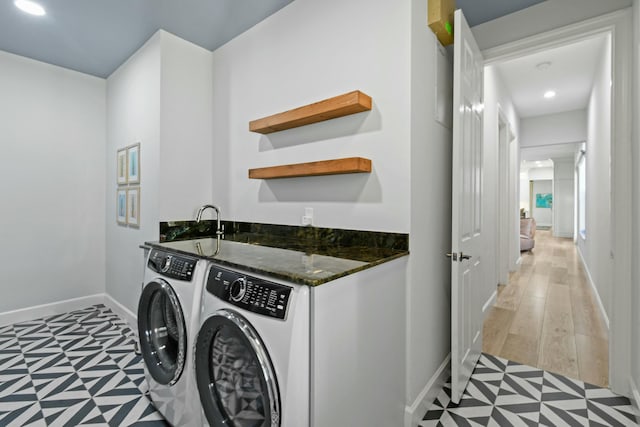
[207,265,292,320]
[148,249,197,281]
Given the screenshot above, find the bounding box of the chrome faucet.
[196,204,223,236]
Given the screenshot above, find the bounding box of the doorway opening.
[479,11,631,395]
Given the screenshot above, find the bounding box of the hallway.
[482,230,609,387]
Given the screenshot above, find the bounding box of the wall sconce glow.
[14,0,46,16]
[544,90,556,99]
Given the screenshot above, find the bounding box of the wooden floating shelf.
[248,157,372,179]
[249,90,372,134]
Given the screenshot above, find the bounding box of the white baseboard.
[404,354,450,427]
[630,376,640,417]
[482,290,497,315]
[103,293,138,333]
[0,294,105,327]
[576,246,610,330]
[553,231,573,238]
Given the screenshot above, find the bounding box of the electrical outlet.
[301,207,313,226]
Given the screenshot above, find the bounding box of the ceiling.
[520,159,554,173]
[456,0,546,27]
[494,35,608,118]
[0,0,293,78]
[1,0,546,79]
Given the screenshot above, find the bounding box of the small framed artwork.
[117,149,127,185]
[117,189,127,225]
[536,193,553,209]
[127,143,140,184]
[127,187,140,227]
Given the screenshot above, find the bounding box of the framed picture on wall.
[117,148,127,185]
[127,143,140,184]
[536,193,552,209]
[127,187,140,227]
[117,189,127,225]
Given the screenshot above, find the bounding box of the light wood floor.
[483,229,609,387]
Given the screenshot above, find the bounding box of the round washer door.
[195,309,280,427]
[137,279,187,386]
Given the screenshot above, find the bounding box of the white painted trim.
[404,354,450,427]
[482,290,497,315]
[576,245,610,330]
[553,231,574,239]
[103,293,137,333]
[482,9,630,65]
[516,256,522,266]
[0,294,105,327]
[630,376,640,417]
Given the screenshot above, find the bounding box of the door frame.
[496,106,517,285]
[482,9,632,396]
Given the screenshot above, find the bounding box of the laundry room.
[1,0,442,424]
[2,0,639,426]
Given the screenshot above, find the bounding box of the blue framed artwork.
[117,148,127,184]
[127,187,140,228]
[117,189,127,225]
[127,143,140,184]
[536,193,552,209]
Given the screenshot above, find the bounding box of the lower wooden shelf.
[248,157,371,179]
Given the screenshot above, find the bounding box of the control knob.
[161,255,172,273]
[229,278,247,302]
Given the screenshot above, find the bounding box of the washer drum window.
[137,280,187,386]
[195,309,280,427]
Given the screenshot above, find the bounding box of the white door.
[450,9,484,404]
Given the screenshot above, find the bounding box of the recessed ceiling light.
[544,90,556,99]
[14,0,46,16]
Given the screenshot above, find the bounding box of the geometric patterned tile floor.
[0,305,168,426]
[421,353,639,426]
[2,306,638,427]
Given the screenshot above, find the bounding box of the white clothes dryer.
[138,248,206,427]
[195,263,310,427]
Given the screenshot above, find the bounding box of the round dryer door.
[195,309,280,427]
[138,280,187,385]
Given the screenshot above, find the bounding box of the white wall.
[159,32,214,221]
[407,0,452,416]
[528,167,554,181]
[472,0,632,51]
[577,35,612,318]
[210,0,411,231]
[210,0,452,421]
[520,109,587,148]
[106,31,214,315]
[483,65,521,288]
[106,34,162,315]
[552,158,575,238]
[0,51,106,313]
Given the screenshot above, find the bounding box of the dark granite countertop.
[146,221,409,286]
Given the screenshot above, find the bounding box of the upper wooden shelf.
[249,157,371,179]
[249,90,372,134]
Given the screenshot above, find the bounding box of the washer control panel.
[207,265,292,320]
[148,249,197,281]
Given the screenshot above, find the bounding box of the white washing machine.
[138,248,207,426]
[194,263,310,427]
